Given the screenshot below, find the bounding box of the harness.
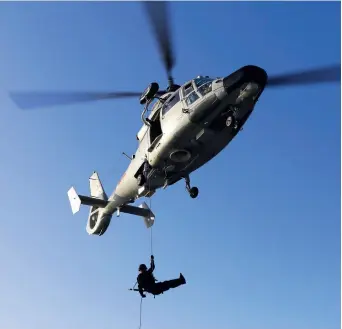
[129,274,161,298]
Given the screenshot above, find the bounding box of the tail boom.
[67,172,155,236]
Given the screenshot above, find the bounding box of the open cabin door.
[147,108,163,153]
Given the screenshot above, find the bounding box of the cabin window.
[194,76,214,97]
[162,91,180,116]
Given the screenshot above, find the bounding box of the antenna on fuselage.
[122,152,134,160]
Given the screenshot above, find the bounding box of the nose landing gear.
[185,176,199,199]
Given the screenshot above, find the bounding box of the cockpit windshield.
[194,76,214,97]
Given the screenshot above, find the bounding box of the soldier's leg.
[156,274,186,293]
[164,279,183,289]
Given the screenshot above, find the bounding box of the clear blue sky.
[0,2,340,329]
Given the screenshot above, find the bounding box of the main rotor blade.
[9,91,142,110]
[267,64,341,87]
[143,1,175,85]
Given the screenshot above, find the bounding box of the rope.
[150,226,153,255]
[149,180,153,256]
[137,101,156,329]
[146,106,154,257]
[138,297,143,329]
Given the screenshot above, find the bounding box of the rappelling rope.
[146,101,154,257]
[138,296,143,329]
[137,101,156,329]
[150,225,153,255]
[149,185,153,256]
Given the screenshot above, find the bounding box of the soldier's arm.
[148,255,155,273]
[137,276,146,298]
[138,285,146,298]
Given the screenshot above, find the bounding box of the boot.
[179,273,186,284]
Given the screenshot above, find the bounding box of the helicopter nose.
[223,65,268,92]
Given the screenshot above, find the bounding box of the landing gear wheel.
[226,114,235,128]
[189,187,199,199]
[184,175,199,198]
[137,174,146,187]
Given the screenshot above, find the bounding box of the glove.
[151,255,154,260]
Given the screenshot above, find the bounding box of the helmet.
[139,264,147,271]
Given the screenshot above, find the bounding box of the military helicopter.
[9,2,340,236]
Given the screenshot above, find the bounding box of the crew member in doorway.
[142,158,151,186]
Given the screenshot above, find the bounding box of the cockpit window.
[182,82,200,106]
[185,90,199,106]
[162,91,180,116]
[194,76,214,86]
[183,83,194,96]
[194,76,214,97]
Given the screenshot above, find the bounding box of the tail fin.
[67,187,82,214]
[67,171,108,215]
[67,186,108,214]
[88,172,108,233]
[67,171,112,236]
[67,171,154,236]
[89,171,107,200]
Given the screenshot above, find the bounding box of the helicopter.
[9,2,340,236]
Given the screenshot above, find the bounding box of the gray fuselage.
[103,66,268,217]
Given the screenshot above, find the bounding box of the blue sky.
[0,2,340,329]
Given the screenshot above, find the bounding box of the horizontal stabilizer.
[67,186,108,215]
[119,202,155,228]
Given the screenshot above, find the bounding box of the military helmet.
[139,264,147,271]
